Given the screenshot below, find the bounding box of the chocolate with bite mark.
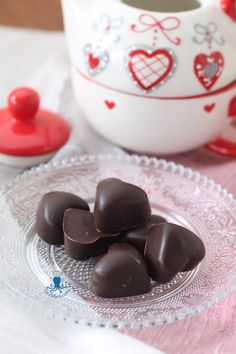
[94,178,151,233]
[121,214,167,254]
[63,208,119,260]
[144,223,205,283]
[90,243,151,298]
[36,191,89,245]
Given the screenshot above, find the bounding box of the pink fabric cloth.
[123,148,236,354]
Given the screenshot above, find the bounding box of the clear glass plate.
[0,154,236,329]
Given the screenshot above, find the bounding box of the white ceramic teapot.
[62,0,236,155]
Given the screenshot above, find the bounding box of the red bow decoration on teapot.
[131,14,181,46]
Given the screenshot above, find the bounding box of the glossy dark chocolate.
[63,208,119,260]
[144,223,205,283]
[121,214,167,254]
[90,243,151,298]
[94,178,151,233]
[36,191,89,245]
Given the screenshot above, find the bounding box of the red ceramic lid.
[0,88,70,157]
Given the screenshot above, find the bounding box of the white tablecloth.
[0,26,164,354]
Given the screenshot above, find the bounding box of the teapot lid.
[0,88,70,158]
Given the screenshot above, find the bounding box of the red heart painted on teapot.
[89,54,100,69]
[105,100,116,110]
[194,52,224,91]
[127,48,175,92]
[204,103,216,113]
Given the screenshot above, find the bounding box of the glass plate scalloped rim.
[0,154,236,329]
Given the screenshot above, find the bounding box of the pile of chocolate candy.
[36,178,205,298]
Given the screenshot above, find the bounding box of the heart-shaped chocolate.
[94,178,151,233]
[144,223,205,283]
[121,214,167,254]
[63,209,119,260]
[36,192,89,245]
[90,243,151,298]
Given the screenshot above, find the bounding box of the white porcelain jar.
[62,0,236,154]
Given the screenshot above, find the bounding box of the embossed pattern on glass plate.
[0,154,236,329]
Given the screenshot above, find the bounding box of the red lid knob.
[8,87,40,121]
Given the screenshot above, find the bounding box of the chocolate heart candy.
[63,209,119,260]
[90,243,151,298]
[94,178,151,233]
[36,191,89,245]
[121,214,167,254]
[144,223,205,283]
